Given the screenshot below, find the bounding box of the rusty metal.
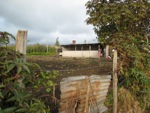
[59,75,111,113]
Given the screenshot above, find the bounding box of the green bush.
[0,31,59,113]
[86,1,150,111]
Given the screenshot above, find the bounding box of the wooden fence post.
[16,30,27,62]
[113,50,118,113]
[106,45,109,58]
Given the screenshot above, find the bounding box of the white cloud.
[0,0,97,45]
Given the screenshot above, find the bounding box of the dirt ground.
[27,56,112,82]
[27,56,113,112]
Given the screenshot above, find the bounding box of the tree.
[86,0,150,111]
[86,0,150,45]
[55,37,60,46]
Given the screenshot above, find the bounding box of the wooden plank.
[113,50,118,113]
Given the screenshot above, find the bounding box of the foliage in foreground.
[0,31,59,113]
[86,0,150,112]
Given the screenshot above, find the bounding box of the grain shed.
[59,75,111,113]
[60,43,104,58]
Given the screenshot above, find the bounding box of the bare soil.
[27,56,112,82]
[27,56,113,113]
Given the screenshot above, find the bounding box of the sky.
[0,0,97,45]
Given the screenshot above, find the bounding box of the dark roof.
[61,43,101,47]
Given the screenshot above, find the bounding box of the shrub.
[0,31,58,113]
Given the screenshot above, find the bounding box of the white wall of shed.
[62,50,99,58]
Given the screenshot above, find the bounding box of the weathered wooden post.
[106,45,109,58]
[113,50,118,113]
[85,78,90,113]
[16,30,27,62]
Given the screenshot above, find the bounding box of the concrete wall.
[62,50,99,58]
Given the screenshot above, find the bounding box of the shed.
[60,43,104,58]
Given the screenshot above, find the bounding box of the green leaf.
[15,108,28,112]
[0,92,4,98]
[2,107,17,113]
[6,96,16,102]
[22,65,30,74]
[0,84,5,88]
[17,66,22,74]
[4,32,15,40]
[32,63,41,69]
[46,88,51,93]
[47,80,54,86]
[5,63,15,74]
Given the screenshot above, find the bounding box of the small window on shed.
[70,46,75,51]
[76,46,81,51]
[83,45,89,50]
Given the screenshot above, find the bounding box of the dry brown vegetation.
[118,87,142,113]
